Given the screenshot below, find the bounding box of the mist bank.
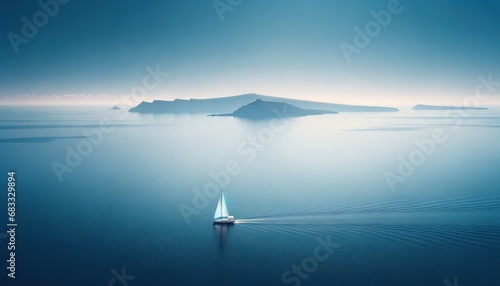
[413,104,489,111]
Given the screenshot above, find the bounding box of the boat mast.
[220,191,223,219]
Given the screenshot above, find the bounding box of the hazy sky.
[1,0,499,106]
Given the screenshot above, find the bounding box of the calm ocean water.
[0,106,499,285]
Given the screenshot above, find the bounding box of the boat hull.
[213,216,235,224]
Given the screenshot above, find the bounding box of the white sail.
[214,192,230,219]
[221,193,229,217]
[214,198,223,219]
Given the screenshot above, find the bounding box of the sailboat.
[213,191,235,224]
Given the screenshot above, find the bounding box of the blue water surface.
[0,106,499,285]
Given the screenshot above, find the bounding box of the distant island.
[110,105,121,110]
[412,104,488,110]
[128,93,399,114]
[209,99,338,119]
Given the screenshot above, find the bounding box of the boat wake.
[239,195,500,221]
[233,195,500,249]
[238,222,500,249]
